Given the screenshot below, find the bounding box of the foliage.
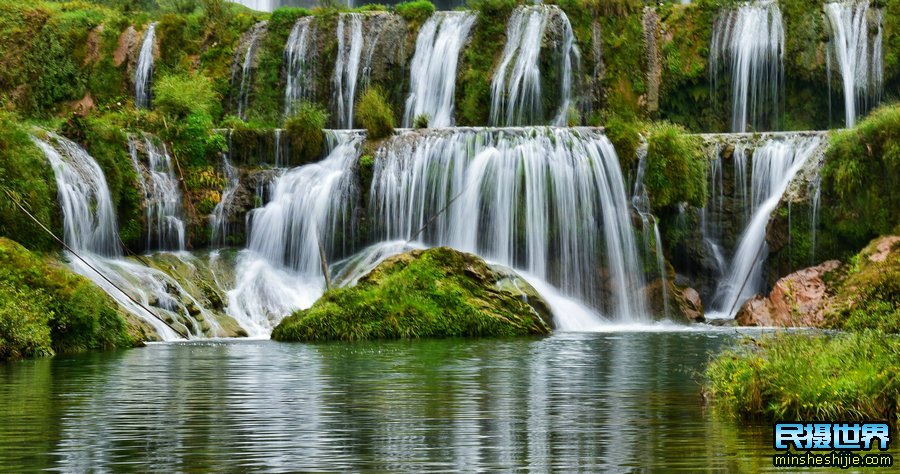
[413,113,430,129]
[604,116,644,170]
[0,238,135,359]
[285,101,328,164]
[0,282,54,361]
[153,72,219,119]
[821,105,900,251]
[356,86,395,140]
[272,247,551,342]
[644,121,707,210]
[395,0,434,31]
[704,331,900,422]
[826,236,900,333]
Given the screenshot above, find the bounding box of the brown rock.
[736,260,841,327]
[114,26,136,67]
[869,236,900,263]
[680,287,704,322]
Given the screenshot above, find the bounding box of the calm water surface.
[0,330,809,471]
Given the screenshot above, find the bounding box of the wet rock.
[736,260,840,327]
[678,287,704,322]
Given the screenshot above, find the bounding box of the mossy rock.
[825,235,900,332]
[272,247,553,342]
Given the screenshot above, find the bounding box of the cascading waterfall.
[490,6,578,127]
[710,1,784,132]
[232,21,268,121]
[631,142,670,319]
[708,134,826,318]
[333,14,364,129]
[210,153,240,248]
[129,135,186,251]
[134,22,157,109]
[403,12,476,128]
[229,0,276,11]
[825,0,883,127]
[369,127,648,323]
[33,133,214,340]
[227,132,362,336]
[283,17,316,118]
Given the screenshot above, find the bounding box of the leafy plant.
[356,86,395,140]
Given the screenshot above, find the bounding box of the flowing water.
[232,21,268,121]
[370,128,647,322]
[403,12,476,128]
[710,1,784,132]
[134,23,156,109]
[707,134,826,318]
[333,14,364,129]
[129,135,186,252]
[825,0,883,128]
[209,154,240,248]
[632,142,670,319]
[283,17,316,118]
[0,331,801,471]
[490,6,577,127]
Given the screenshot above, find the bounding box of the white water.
[490,6,577,127]
[134,23,157,109]
[227,132,363,335]
[709,134,826,318]
[369,128,648,322]
[210,154,240,248]
[233,21,267,121]
[825,0,883,127]
[333,14,364,129]
[710,1,784,132]
[283,17,316,118]
[129,135,186,251]
[403,12,476,128]
[631,142,670,319]
[229,0,276,11]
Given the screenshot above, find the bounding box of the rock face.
[272,247,553,342]
[736,260,840,327]
[678,287,704,322]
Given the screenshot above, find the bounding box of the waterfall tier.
[134,22,157,109]
[825,0,883,127]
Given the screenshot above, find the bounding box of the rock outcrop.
[736,260,840,327]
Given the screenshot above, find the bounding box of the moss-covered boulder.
[272,247,553,342]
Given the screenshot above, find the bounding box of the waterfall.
[710,1,784,132]
[229,0,276,11]
[232,21,267,121]
[129,135,186,252]
[825,0,883,127]
[369,128,648,323]
[403,12,476,128]
[283,17,316,118]
[33,133,211,340]
[631,142,670,319]
[227,132,362,335]
[333,14,364,129]
[708,134,826,318]
[134,22,157,109]
[210,153,240,248]
[490,6,578,127]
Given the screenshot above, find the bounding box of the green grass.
[826,237,900,333]
[272,247,551,342]
[284,101,328,164]
[704,331,900,422]
[356,86,395,140]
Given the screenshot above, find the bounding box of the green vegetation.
[644,121,707,210]
[704,331,900,422]
[272,247,552,342]
[284,101,328,164]
[0,238,138,361]
[153,72,219,118]
[826,236,900,333]
[395,0,435,31]
[822,105,900,252]
[604,116,644,169]
[356,86,395,140]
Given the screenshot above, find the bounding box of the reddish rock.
[736,260,841,327]
[679,287,704,322]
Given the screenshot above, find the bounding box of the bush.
[153,72,219,119]
[0,282,54,361]
[644,121,707,210]
[413,113,430,129]
[285,101,328,163]
[604,116,644,170]
[704,331,900,422]
[395,0,435,29]
[356,87,395,140]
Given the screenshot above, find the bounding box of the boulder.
[736,260,840,327]
[272,247,553,342]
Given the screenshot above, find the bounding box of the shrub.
[604,116,644,170]
[356,87,395,140]
[0,282,54,361]
[153,72,219,119]
[395,0,435,29]
[704,331,900,422]
[644,121,707,210]
[285,101,328,163]
[413,113,430,129]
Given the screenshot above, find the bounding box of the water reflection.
[0,332,848,471]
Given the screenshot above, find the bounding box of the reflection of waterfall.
[708,134,826,318]
[710,1,784,132]
[333,14,364,129]
[283,17,316,118]
[129,135,186,252]
[134,22,157,109]
[227,132,362,335]
[825,0,883,127]
[490,6,578,127]
[232,21,268,121]
[403,12,475,128]
[369,128,647,323]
